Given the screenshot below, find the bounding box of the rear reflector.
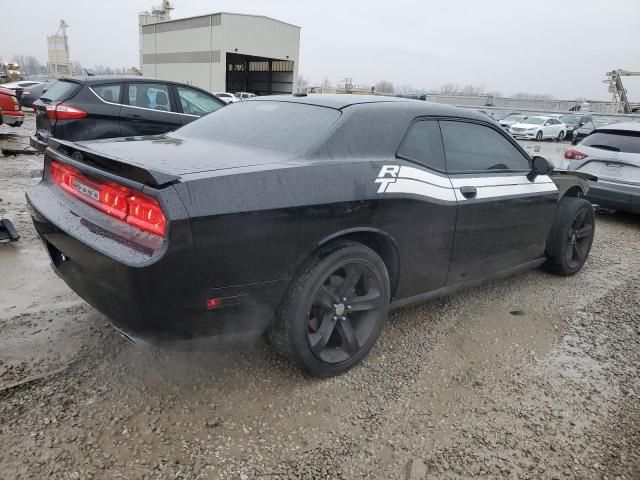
[50,161,166,236]
[564,149,587,160]
[206,298,222,309]
[46,104,87,120]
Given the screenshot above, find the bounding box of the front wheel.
[536,130,543,141]
[544,197,595,276]
[269,241,390,377]
[557,131,565,141]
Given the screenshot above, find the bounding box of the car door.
[440,119,559,285]
[388,119,459,295]
[120,82,181,136]
[87,83,123,138]
[173,85,225,125]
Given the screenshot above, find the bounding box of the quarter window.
[397,120,446,171]
[177,87,223,116]
[440,121,530,172]
[127,83,171,111]
[93,84,121,103]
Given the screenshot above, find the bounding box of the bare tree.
[375,80,395,95]
[321,77,332,88]
[513,92,555,100]
[395,84,415,95]
[438,83,460,95]
[459,84,485,96]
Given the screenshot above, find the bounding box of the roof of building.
[152,12,300,29]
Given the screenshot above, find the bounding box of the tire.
[536,130,543,141]
[269,240,390,377]
[557,131,565,141]
[544,197,595,276]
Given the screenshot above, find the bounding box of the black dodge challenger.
[27,95,596,377]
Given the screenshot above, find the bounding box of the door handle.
[127,114,142,122]
[459,186,477,199]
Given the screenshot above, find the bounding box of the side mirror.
[528,156,554,181]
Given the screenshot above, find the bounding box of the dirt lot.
[1,113,639,480]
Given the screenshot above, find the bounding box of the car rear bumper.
[30,134,48,151]
[586,180,640,213]
[26,179,284,343]
[2,111,24,126]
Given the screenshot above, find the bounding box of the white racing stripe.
[375,164,558,202]
[385,178,457,202]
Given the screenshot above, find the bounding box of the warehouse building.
[140,12,301,95]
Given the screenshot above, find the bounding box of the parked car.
[559,114,592,141]
[30,76,226,151]
[1,80,44,105]
[20,81,53,109]
[509,116,567,141]
[27,95,595,377]
[0,87,24,127]
[499,113,527,130]
[235,91,257,100]
[566,122,640,212]
[214,92,239,104]
[571,118,616,145]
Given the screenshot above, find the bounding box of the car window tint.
[177,87,223,116]
[127,83,170,111]
[397,120,446,171]
[440,121,530,172]
[40,80,80,102]
[582,131,640,154]
[93,84,121,103]
[174,101,340,155]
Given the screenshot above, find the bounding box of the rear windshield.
[40,80,80,102]
[173,101,341,155]
[582,131,640,154]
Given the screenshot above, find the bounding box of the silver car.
[566,122,640,213]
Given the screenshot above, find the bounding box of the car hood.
[511,122,540,129]
[74,134,290,177]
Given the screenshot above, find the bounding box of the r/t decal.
[374,165,400,193]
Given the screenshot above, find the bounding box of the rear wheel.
[536,130,543,141]
[545,197,595,276]
[269,241,390,377]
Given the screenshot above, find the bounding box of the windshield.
[582,131,640,154]
[173,101,341,155]
[523,117,546,125]
[40,80,80,102]
[503,114,525,122]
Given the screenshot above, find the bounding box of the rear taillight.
[46,104,87,120]
[9,95,19,110]
[564,149,587,160]
[50,161,166,237]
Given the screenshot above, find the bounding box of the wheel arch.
[315,228,401,299]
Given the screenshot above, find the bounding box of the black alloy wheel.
[270,241,390,377]
[545,197,595,276]
[564,207,593,270]
[307,260,386,364]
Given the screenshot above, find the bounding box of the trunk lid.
[49,134,288,187]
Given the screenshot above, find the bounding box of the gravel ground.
[1,113,639,479]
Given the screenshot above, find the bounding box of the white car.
[214,92,239,104]
[235,92,256,100]
[509,116,567,141]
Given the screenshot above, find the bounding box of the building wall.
[141,13,300,93]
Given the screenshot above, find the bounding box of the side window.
[93,84,121,103]
[551,119,560,125]
[440,121,530,172]
[127,83,171,111]
[177,87,223,117]
[396,120,446,171]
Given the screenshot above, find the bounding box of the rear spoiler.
[47,138,180,187]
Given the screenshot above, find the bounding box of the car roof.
[60,75,172,84]
[596,122,640,133]
[249,94,492,124]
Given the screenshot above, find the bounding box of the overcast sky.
[2,0,639,100]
